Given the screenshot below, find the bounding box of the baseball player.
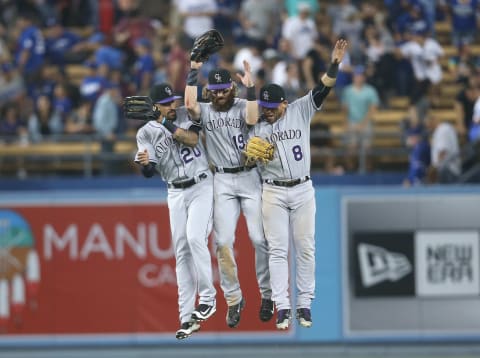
[248,39,348,330]
[184,60,273,328]
[132,83,216,340]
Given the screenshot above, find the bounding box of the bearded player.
[184,60,273,328]
[248,39,348,330]
[131,83,216,339]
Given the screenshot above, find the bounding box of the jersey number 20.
[181,147,201,163]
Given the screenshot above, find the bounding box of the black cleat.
[175,320,200,340]
[226,297,246,328]
[191,302,216,322]
[276,309,292,330]
[259,298,274,322]
[296,308,312,328]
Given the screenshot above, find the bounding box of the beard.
[211,92,235,112]
[165,110,177,121]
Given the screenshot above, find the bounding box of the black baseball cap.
[150,83,182,104]
[207,69,232,90]
[258,84,286,108]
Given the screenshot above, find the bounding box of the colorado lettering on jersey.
[205,117,244,132]
[155,135,175,156]
[268,129,302,143]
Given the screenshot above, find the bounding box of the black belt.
[168,173,208,189]
[215,165,256,174]
[264,176,310,188]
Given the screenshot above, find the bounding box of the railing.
[0,132,409,178]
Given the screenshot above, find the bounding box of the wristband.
[186,69,198,86]
[246,86,256,101]
[322,63,339,87]
[162,118,179,134]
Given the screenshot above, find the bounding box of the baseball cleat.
[296,308,312,328]
[226,297,245,328]
[191,302,216,322]
[175,320,200,340]
[259,298,274,322]
[276,309,292,330]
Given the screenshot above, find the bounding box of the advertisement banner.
[415,231,480,297]
[353,232,415,297]
[0,201,276,336]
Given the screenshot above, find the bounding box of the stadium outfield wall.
[0,185,479,347]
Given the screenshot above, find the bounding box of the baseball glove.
[244,137,275,165]
[123,96,160,121]
[190,29,224,63]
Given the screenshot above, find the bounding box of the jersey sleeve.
[197,102,209,125]
[135,127,157,163]
[290,92,318,123]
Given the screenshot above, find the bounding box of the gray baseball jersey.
[134,107,209,182]
[250,92,320,180]
[197,99,248,168]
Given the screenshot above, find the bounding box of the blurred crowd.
[0,0,479,180]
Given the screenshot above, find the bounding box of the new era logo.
[358,243,412,288]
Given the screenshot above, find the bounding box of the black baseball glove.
[190,29,224,63]
[123,96,160,121]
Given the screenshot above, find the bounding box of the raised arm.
[312,39,348,108]
[184,61,202,120]
[236,60,258,125]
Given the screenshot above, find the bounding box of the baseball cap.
[353,65,365,75]
[135,37,151,49]
[207,69,232,90]
[150,83,182,104]
[258,84,286,109]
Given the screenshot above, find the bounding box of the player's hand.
[190,61,203,70]
[138,149,150,166]
[331,39,348,64]
[236,60,254,88]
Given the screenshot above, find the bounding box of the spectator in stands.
[426,111,461,183]
[92,82,121,175]
[302,39,328,90]
[166,33,190,94]
[79,61,107,105]
[174,0,218,44]
[470,82,480,143]
[214,0,241,44]
[14,11,46,94]
[56,0,98,35]
[447,42,480,85]
[0,102,27,144]
[238,0,282,48]
[113,0,156,66]
[282,2,318,61]
[0,63,25,106]
[327,0,363,61]
[133,37,154,95]
[52,82,73,122]
[454,78,478,140]
[44,18,82,68]
[403,124,431,186]
[64,100,94,135]
[341,65,380,172]
[448,0,478,47]
[233,39,264,82]
[27,94,63,143]
[395,27,444,120]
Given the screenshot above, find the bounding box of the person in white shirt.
[281,2,317,61]
[427,112,461,183]
[175,0,218,41]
